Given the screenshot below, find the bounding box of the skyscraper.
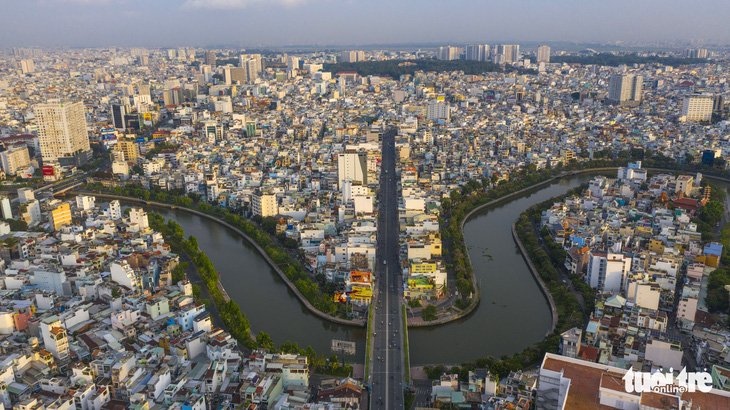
[244,59,259,82]
[608,74,643,106]
[537,45,551,63]
[34,101,91,166]
[465,44,490,62]
[240,54,263,75]
[162,88,184,106]
[112,104,127,129]
[681,94,714,122]
[437,46,460,61]
[20,59,35,74]
[205,51,216,67]
[0,146,31,176]
[340,50,364,63]
[494,45,520,64]
[683,48,708,59]
[337,152,367,188]
[341,50,357,63]
[287,56,300,71]
[224,67,248,84]
[427,101,450,121]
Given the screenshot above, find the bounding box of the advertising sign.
[350,271,371,283]
[101,133,117,140]
[136,137,146,143]
[350,286,372,300]
[42,166,55,176]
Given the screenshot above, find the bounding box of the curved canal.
[144,172,607,364]
[142,204,369,357]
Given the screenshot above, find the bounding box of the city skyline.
[2,0,730,48]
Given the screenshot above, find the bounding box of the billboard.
[100,127,115,133]
[350,286,372,300]
[101,133,117,140]
[42,166,55,176]
[350,271,371,283]
[136,137,146,143]
[143,113,152,121]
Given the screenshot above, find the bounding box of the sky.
[1,0,729,48]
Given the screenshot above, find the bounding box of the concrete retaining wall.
[511,221,559,336]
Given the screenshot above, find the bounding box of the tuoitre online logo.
[622,367,713,394]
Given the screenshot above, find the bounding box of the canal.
[138,172,611,364]
[140,204,369,359]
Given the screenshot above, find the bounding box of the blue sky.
[2,0,729,48]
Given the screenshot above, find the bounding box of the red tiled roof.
[579,345,599,362]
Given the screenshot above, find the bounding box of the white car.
[383,260,387,265]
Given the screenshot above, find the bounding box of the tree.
[441,198,451,214]
[261,217,278,234]
[457,278,473,295]
[706,289,730,312]
[3,219,28,231]
[700,201,724,226]
[188,236,200,251]
[422,304,438,321]
[171,262,188,284]
[192,285,202,298]
[256,331,275,351]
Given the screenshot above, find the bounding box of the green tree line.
[322,59,511,78]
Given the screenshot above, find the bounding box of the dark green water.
[142,173,602,364]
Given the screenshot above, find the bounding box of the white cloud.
[182,0,310,9]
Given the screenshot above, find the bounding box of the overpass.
[369,128,407,409]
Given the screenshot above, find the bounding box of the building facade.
[34,101,91,166]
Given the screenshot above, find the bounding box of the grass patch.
[365,303,373,382]
[404,388,415,410]
[402,304,410,383]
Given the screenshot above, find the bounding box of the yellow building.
[50,203,72,230]
[648,239,665,254]
[113,139,140,162]
[428,233,442,257]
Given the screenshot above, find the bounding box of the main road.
[370,128,405,409]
